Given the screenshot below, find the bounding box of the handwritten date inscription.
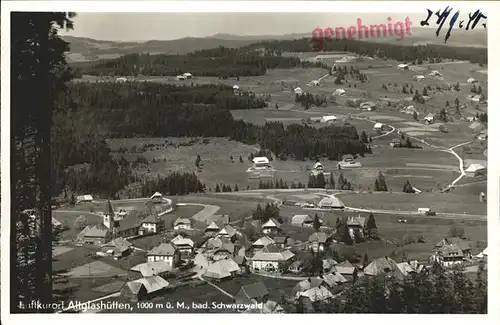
[420,7,487,43]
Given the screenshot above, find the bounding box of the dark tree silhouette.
[11,11,76,312]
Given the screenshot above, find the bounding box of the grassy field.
[337,192,486,215]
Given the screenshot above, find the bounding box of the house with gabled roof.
[364,256,404,279]
[99,237,132,259]
[334,260,355,276]
[77,224,111,245]
[173,217,192,230]
[235,282,269,304]
[291,214,314,227]
[308,232,333,252]
[252,236,275,250]
[274,236,293,249]
[147,242,179,267]
[251,244,295,272]
[121,275,170,302]
[318,196,344,209]
[212,243,236,261]
[431,244,465,267]
[130,260,173,277]
[204,259,240,280]
[216,224,238,241]
[205,221,220,237]
[171,234,194,256]
[435,237,471,258]
[139,214,165,235]
[261,218,281,235]
[346,215,366,238]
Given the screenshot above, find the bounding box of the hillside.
[63,28,487,62]
[62,36,271,62]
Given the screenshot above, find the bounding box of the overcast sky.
[61,12,426,41]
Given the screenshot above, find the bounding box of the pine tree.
[215,184,221,192]
[234,184,239,192]
[374,179,380,191]
[366,213,378,239]
[422,87,428,96]
[253,204,264,221]
[239,155,243,163]
[313,213,321,231]
[362,252,370,268]
[413,111,418,121]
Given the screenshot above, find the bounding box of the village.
[7,8,491,318]
[49,46,488,313]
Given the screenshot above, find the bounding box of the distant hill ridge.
[63,28,487,62]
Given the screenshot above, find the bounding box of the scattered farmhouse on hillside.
[337,154,362,168]
[310,161,326,176]
[390,138,402,148]
[76,194,93,203]
[373,122,385,132]
[253,156,271,169]
[396,64,409,70]
[116,77,127,83]
[333,88,346,96]
[320,115,337,123]
[183,72,193,79]
[428,70,442,77]
[359,101,377,111]
[311,80,320,86]
[465,163,486,177]
[424,113,435,124]
[176,75,186,80]
[294,87,303,95]
[467,77,477,84]
[412,75,425,81]
[317,196,345,209]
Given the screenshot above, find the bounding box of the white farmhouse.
[252,156,271,168]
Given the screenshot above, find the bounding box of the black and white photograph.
[1,0,498,321]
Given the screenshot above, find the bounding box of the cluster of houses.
[76,192,174,247]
